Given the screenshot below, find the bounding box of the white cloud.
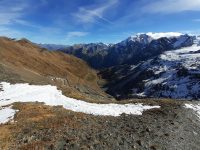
[0,0,29,25]
[73,0,118,24]
[143,0,200,13]
[66,31,89,39]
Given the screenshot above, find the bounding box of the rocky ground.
[0,99,200,150]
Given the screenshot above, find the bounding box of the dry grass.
[0,126,13,149]
[0,102,88,149]
[0,37,111,102]
[12,102,85,128]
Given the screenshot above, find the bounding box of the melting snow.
[0,82,160,117]
[185,104,200,119]
[0,106,17,124]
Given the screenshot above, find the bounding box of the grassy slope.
[0,37,112,102]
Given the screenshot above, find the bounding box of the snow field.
[0,82,160,123]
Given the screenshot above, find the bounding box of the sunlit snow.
[185,104,200,119]
[0,106,17,124]
[136,44,200,99]
[144,32,182,39]
[0,82,160,119]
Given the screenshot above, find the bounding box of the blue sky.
[0,0,200,45]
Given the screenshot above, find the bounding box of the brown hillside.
[0,37,112,102]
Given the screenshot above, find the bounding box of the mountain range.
[38,43,70,51]
[56,33,195,69]
[40,32,200,100]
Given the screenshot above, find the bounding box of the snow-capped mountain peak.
[129,32,183,41]
[128,34,153,45]
[145,32,183,39]
[121,32,184,46]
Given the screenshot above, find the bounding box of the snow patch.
[0,82,160,117]
[185,104,200,119]
[0,106,17,124]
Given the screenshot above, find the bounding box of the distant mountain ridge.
[35,32,200,100]
[38,43,70,51]
[58,32,195,69]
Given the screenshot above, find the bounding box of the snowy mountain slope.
[100,42,200,100]
[123,32,183,46]
[118,33,193,49]
[136,44,200,99]
[60,33,194,69]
